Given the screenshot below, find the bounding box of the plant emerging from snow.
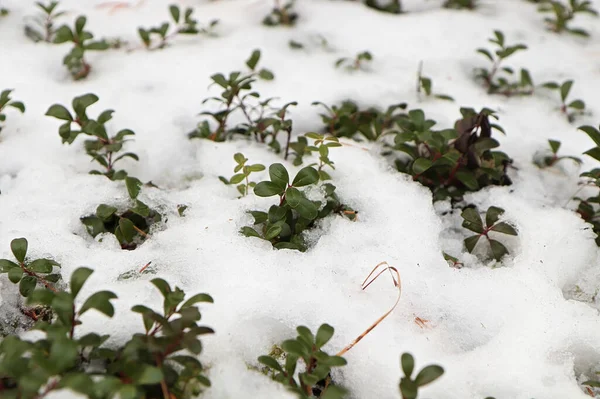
[219,153,266,197]
[0,245,214,399]
[574,124,600,246]
[416,62,454,102]
[24,1,65,43]
[53,16,109,80]
[138,4,218,50]
[541,79,587,122]
[534,139,581,168]
[263,0,298,26]
[475,30,534,96]
[335,51,373,71]
[537,0,598,36]
[461,206,518,261]
[0,89,25,135]
[399,352,444,399]
[46,93,139,181]
[443,0,478,9]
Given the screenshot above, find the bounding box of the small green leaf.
[125,176,142,200]
[19,276,37,297]
[491,222,517,236]
[485,206,505,227]
[315,323,334,348]
[181,292,214,308]
[240,226,260,238]
[415,365,444,386]
[464,235,481,253]
[412,158,433,175]
[0,259,19,272]
[169,5,180,23]
[265,224,282,240]
[548,139,561,154]
[269,163,289,189]
[461,208,484,233]
[456,171,479,190]
[254,181,285,197]
[568,100,585,110]
[560,80,573,102]
[258,356,283,372]
[118,218,136,242]
[401,353,415,378]
[28,259,58,273]
[579,125,600,146]
[489,239,509,261]
[79,291,117,317]
[258,68,274,80]
[246,49,261,70]
[96,204,117,221]
[285,187,302,208]
[134,366,164,385]
[295,198,318,220]
[70,267,93,298]
[11,237,28,262]
[292,166,319,187]
[229,174,245,184]
[8,267,23,283]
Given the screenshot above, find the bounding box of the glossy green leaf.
[415,365,444,386]
[315,323,334,348]
[491,222,517,236]
[401,353,415,378]
[254,181,284,197]
[70,267,93,298]
[19,276,37,297]
[485,206,505,227]
[292,166,319,187]
[461,208,484,233]
[11,237,28,262]
[464,235,481,253]
[489,239,509,260]
[269,163,289,188]
[79,290,117,317]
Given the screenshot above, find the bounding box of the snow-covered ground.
[1,0,600,398]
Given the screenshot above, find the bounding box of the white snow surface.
[1,0,600,398]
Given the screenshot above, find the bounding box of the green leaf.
[578,125,600,146]
[412,158,433,175]
[315,323,334,348]
[269,163,289,189]
[560,80,573,102]
[491,222,517,236]
[265,224,282,240]
[400,378,418,399]
[240,226,260,238]
[246,49,261,70]
[0,259,19,272]
[28,259,58,273]
[489,239,509,261]
[415,365,444,386]
[285,186,303,208]
[8,266,23,283]
[548,139,560,154]
[118,218,136,242]
[401,353,415,378]
[181,292,214,308]
[27,289,56,306]
[258,68,274,80]
[134,366,164,385]
[75,16,86,35]
[125,176,142,199]
[11,237,28,262]
[211,73,228,88]
[485,206,505,227]
[96,204,117,221]
[254,181,285,197]
[79,291,117,317]
[296,198,319,220]
[19,276,37,297]
[169,5,180,23]
[282,339,307,357]
[72,93,98,115]
[86,41,109,50]
[8,101,25,113]
[70,267,93,298]
[464,235,481,253]
[461,208,484,233]
[53,25,74,43]
[292,166,319,187]
[456,171,479,190]
[258,356,283,372]
[229,174,245,184]
[568,100,585,110]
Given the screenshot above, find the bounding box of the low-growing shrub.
[335,51,373,71]
[537,0,598,36]
[363,0,402,14]
[138,4,218,50]
[534,139,581,168]
[219,153,266,197]
[53,16,109,80]
[541,79,586,122]
[46,93,139,180]
[574,124,600,246]
[0,89,25,135]
[461,206,518,261]
[24,1,64,43]
[399,352,444,399]
[263,0,298,26]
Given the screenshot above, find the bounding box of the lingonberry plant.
[24,1,65,43]
[443,0,478,9]
[53,16,109,80]
[46,93,139,180]
[0,89,25,135]
[534,139,581,168]
[263,0,298,26]
[417,62,454,102]
[399,353,444,399]
[81,176,161,250]
[363,0,402,14]
[219,153,266,197]
[574,124,600,246]
[258,324,347,398]
[0,238,61,298]
[0,254,214,399]
[335,51,373,71]
[241,163,356,251]
[394,107,512,202]
[541,79,586,122]
[138,4,218,50]
[537,0,598,36]
[294,133,342,181]
[476,31,533,96]
[461,206,518,261]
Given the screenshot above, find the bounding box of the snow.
[1,0,600,398]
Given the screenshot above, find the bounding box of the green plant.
[46,93,139,181]
[81,176,161,250]
[335,51,373,71]
[574,124,600,246]
[0,4,8,16]
[443,0,478,8]
[312,100,407,141]
[241,163,356,251]
[541,80,586,122]
[534,139,581,167]
[0,89,25,135]
[417,62,454,102]
[188,50,284,144]
[24,1,65,43]
[476,31,533,96]
[442,252,463,268]
[399,353,444,399]
[258,324,347,398]
[263,0,298,26]
[0,238,61,297]
[363,0,402,14]
[461,206,518,261]
[290,133,342,180]
[219,153,266,197]
[0,257,213,399]
[53,16,109,79]
[393,107,512,202]
[537,0,598,36]
[138,4,218,50]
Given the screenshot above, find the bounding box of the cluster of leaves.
[534,139,581,168]
[417,62,454,102]
[313,100,408,142]
[363,0,402,14]
[0,245,214,399]
[219,153,266,197]
[335,51,373,71]
[476,30,533,96]
[189,50,295,149]
[139,5,218,50]
[24,1,65,43]
[443,0,478,9]
[81,176,161,250]
[537,0,598,36]
[399,353,444,399]
[461,206,518,261]
[394,107,512,202]
[541,79,586,122]
[0,89,25,135]
[241,163,356,251]
[574,124,600,246]
[53,16,109,80]
[289,133,342,180]
[258,324,347,399]
[263,0,298,26]
[46,93,139,181]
